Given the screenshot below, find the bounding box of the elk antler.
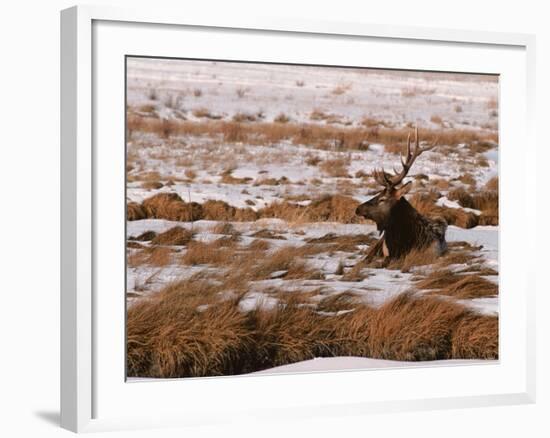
[373,126,436,189]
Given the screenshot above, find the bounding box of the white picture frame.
[60,4,536,433]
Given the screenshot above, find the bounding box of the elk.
[355,128,447,261]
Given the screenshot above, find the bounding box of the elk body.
[355,128,447,260]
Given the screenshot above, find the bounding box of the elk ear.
[394,181,412,198]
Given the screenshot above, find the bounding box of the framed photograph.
[61,5,536,433]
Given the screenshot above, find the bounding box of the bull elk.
[355,128,447,261]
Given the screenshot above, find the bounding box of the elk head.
[355,127,435,231]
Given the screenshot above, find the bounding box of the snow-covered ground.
[126,58,499,376]
[127,58,498,131]
[127,219,498,315]
[252,356,496,375]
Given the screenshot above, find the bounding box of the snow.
[127,58,498,131]
[126,58,498,212]
[436,196,481,215]
[238,293,279,312]
[447,225,499,263]
[127,219,499,315]
[125,60,501,378]
[251,356,495,375]
[126,59,499,318]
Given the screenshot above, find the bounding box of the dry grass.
[386,240,481,273]
[331,84,351,95]
[363,293,464,361]
[305,154,322,166]
[384,142,404,154]
[437,249,479,267]
[387,247,440,273]
[452,314,498,359]
[247,246,323,281]
[320,157,350,178]
[129,186,491,228]
[133,171,162,182]
[316,292,359,312]
[258,195,361,224]
[127,278,253,378]
[126,115,498,151]
[361,117,391,128]
[447,187,475,208]
[211,222,240,236]
[181,238,238,266]
[142,193,204,222]
[415,269,464,290]
[192,108,209,118]
[127,288,498,378]
[203,200,257,221]
[151,226,194,246]
[409,193,479,229]
[202,200,238,221]
[251,229,287,240]
[486,98,498,110]
[140,181,163,190]
[401,86,436,97]
[305,233,376,252]
[466,141,496,155]
[127,202,147,221]
[274,113,290,123]
[430,115,443,125]
[310,109,343,124]
[128,246,173,268]
[127,241,146,250]
[342,261,370,281]
[433,275,498,299]
[128,193,363,223]
[447,187,499,225]
[430,178,451,190]
[130,230,157,242]
[416,269,498,299]
[485,176,498,191]
[447,188,498,211]
[184,169,197,180]
[254,176,289,186]
[219,168,252,185]
[476,156,489,167]
[232,112,258,123]
[247,239,271,252]
[137,104,156,113]
[458,173,477,187]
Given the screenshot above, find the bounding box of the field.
[125,58,499,378]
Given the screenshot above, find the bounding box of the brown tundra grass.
[244,245,325,281]
[416,269,498,299]
[151,226,194,246]
[181,238,239,266]
[126,114,498,150]
[129,189,494,229]
[128,246,173,268]
[409,193,480,229]
[127,288,498,378]
[320,157,350,178]
[447,187,499,225]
